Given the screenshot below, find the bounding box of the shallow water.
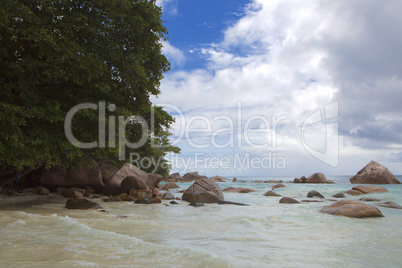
[1,176,402,267]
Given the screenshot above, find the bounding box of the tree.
[0,0,179,177]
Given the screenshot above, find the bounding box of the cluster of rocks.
[293,173,334,184]
[164,172,229,183]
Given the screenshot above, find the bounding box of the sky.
[153,0,402,178]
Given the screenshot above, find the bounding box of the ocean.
[1,176,402,267]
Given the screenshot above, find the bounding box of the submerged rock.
[332,193,346,198]
[350,161,400,184]
[319,200,384,218]
[359,197,382,202]
[189,202,205,207]
[66,198,103,210]
[376,201,402,209]
[222,187,256,193]
[209,176,229,182]
[351,185,388,194]
[272,183,286,190]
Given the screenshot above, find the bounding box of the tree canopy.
[0,0,179,177]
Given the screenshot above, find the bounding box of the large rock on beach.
[120,176,148,194]
[40,160,104,192]
[102,164,161,195]
[182,178,224,203]
[350,161,400,184]
[66,198,103,210]
[319,200,384,218]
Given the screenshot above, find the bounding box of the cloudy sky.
[153,0,402,177]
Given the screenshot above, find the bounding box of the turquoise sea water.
[1,176,402,267]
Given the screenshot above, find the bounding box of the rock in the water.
[182,172,208,182]
[279,197,300,204]
[160,182,180,190]
[232,178,238,182]
[162,192,175,200]
[307,190,324,198]
[150,197,162,204]
[209,176,229,182]
[272,183,286,190]
[344,190,364,196]
[293,176,307,183]
[167,172,183,182]
[182,178,224,203]
[352,185,388,194]
[263,190,281,197]
[222,187,256,193]
[332,193,346,198]
[350,161,400,184]
[319,200,384,218]
[40,160,104,192]
[170,201,179,205]
[66,198,103,210]
[134,199,150,204]
[306,173,334,183]
[376,201,402,209]
[359,197,381,202]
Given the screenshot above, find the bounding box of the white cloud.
[156,0,402,176]
[155,0,178,16]
[161,41,185,66]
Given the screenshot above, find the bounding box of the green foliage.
[0,0,179,175]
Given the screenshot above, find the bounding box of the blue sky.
[154,0,402,178]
